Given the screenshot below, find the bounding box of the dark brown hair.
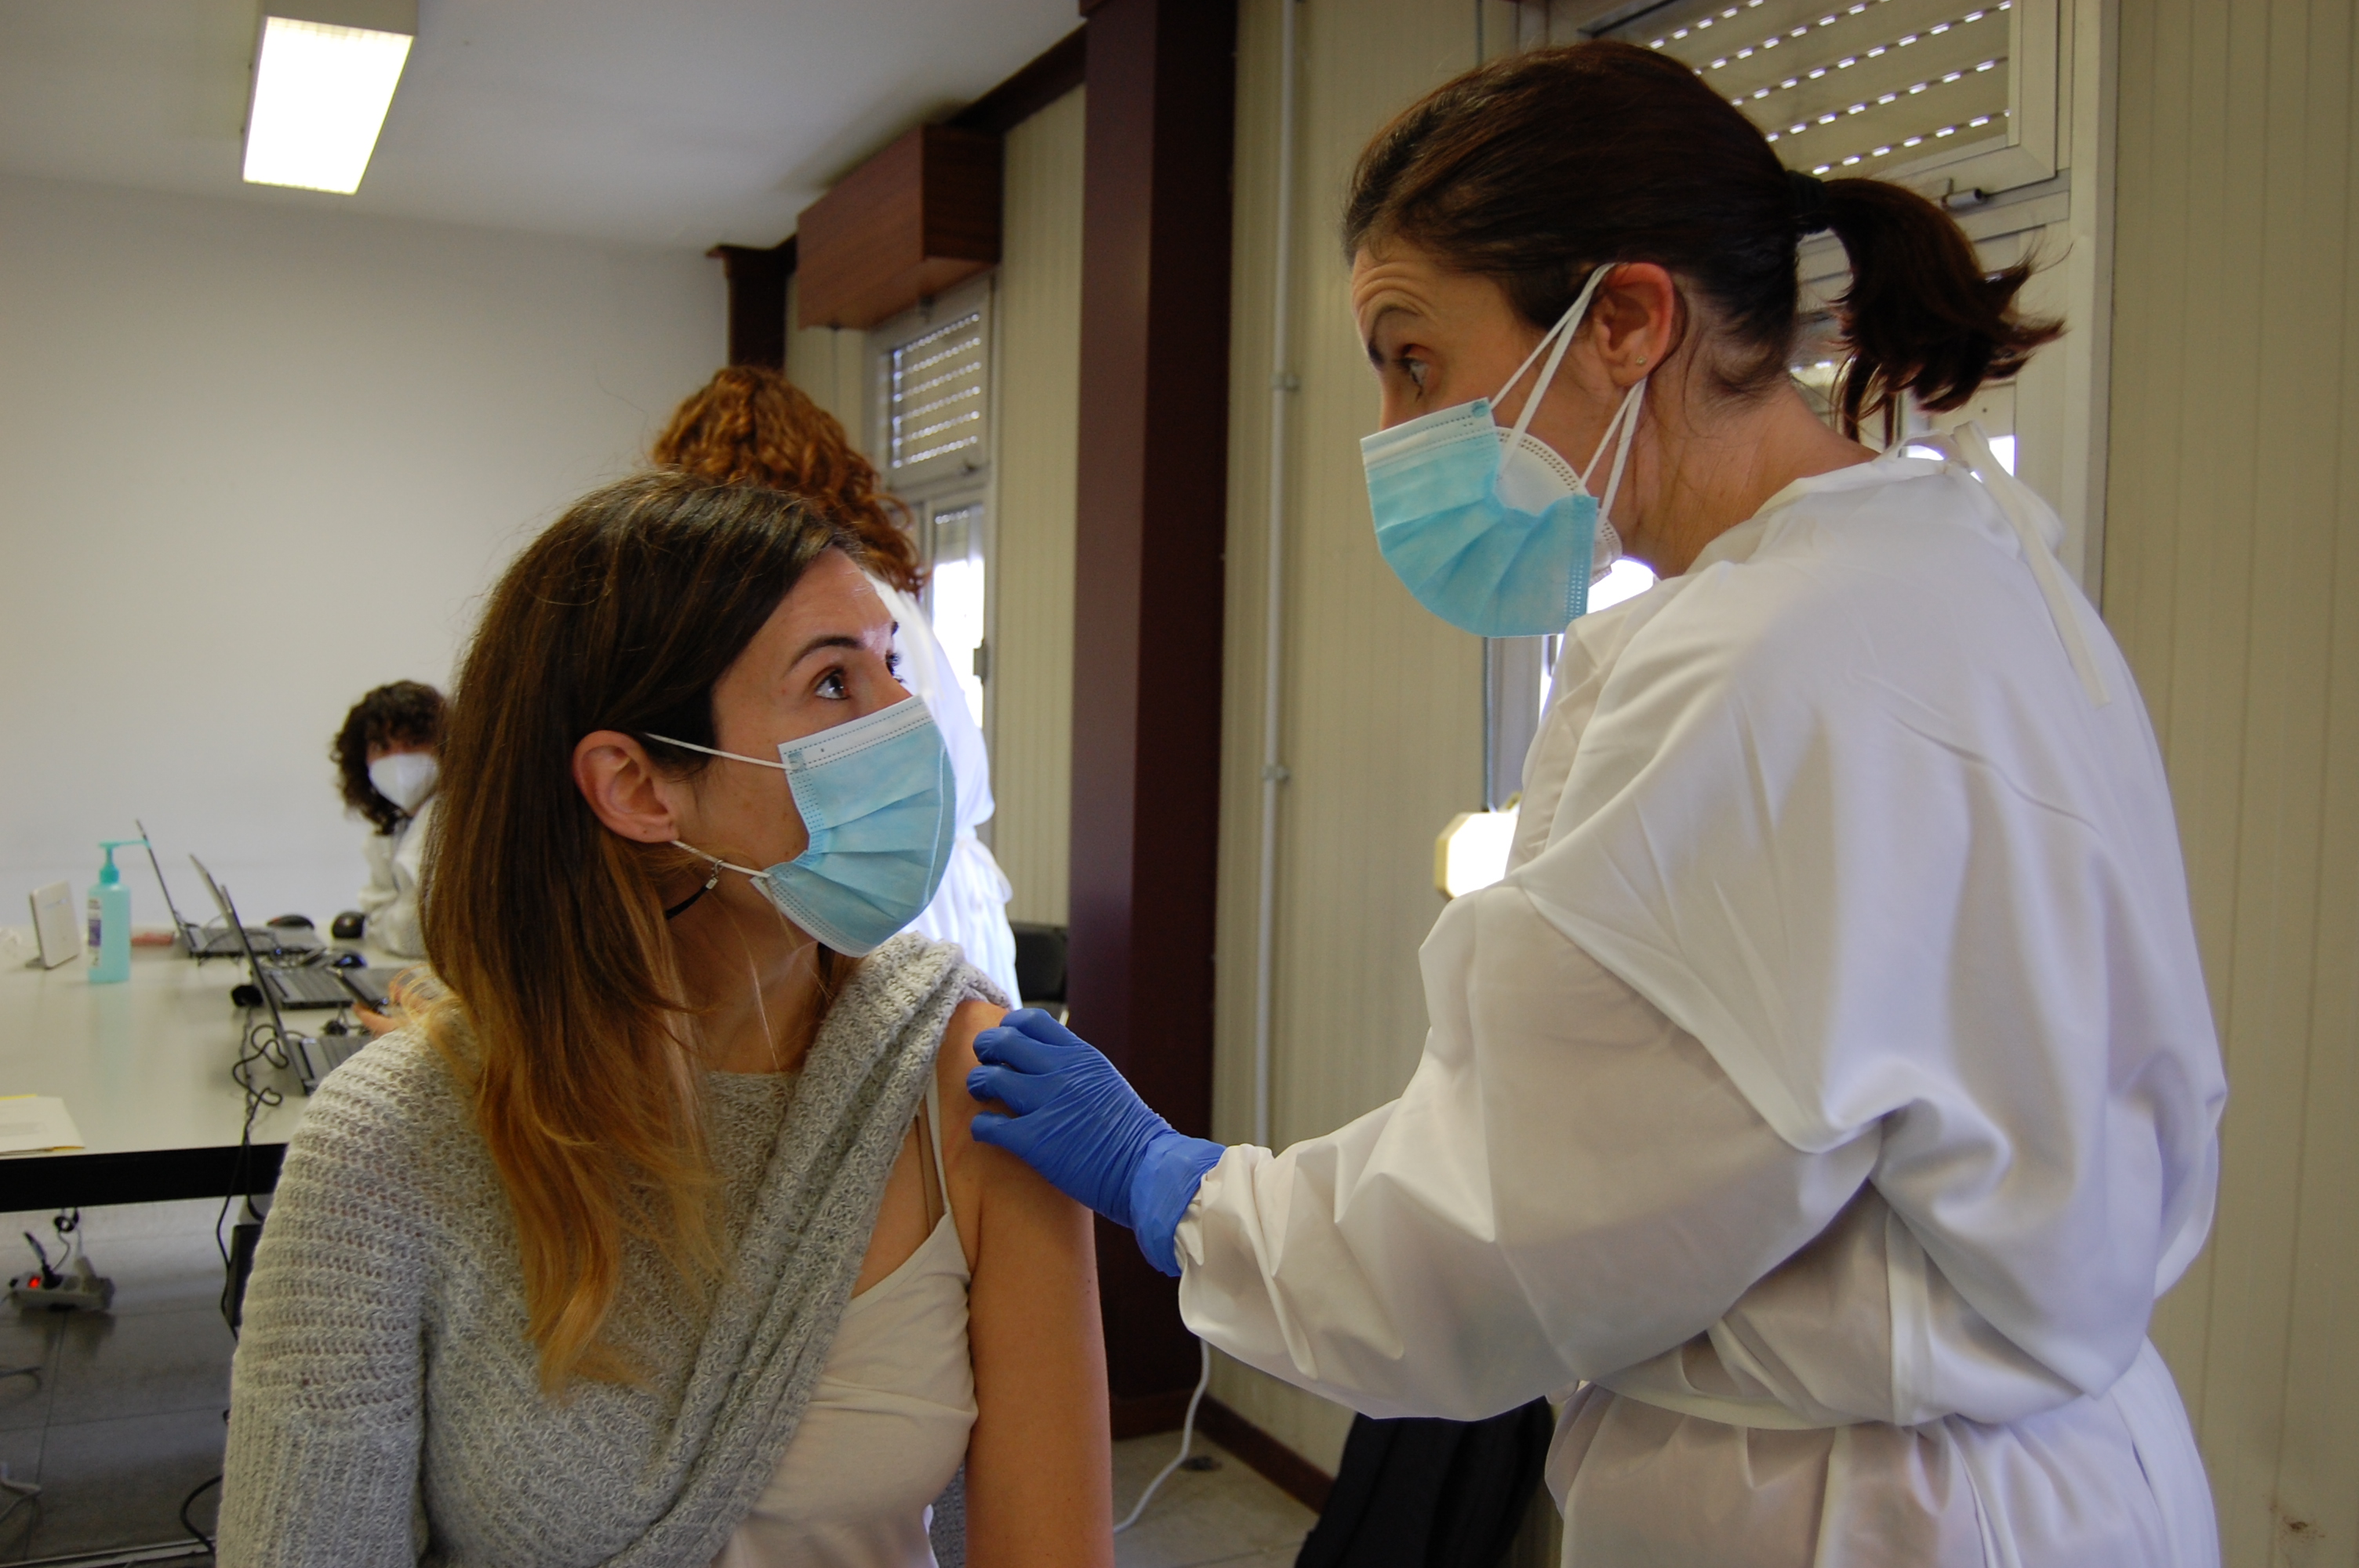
[1343,41,2060,435]
[332,680,445,833]
[420,469,856,1389]
[652,365,925,595]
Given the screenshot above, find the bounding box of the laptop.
[335,966,408,1011]
[209,874,363,1095]
[186,856,350,1011]
[137,825,322,959]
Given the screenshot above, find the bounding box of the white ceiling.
[0,0,1078,250]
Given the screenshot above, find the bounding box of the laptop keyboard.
[267,965,353,1007]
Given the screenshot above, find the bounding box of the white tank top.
[713,1080,976,1568]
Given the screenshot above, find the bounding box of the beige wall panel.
[785,273,868,450]
[991,87,1086,926]
[2107,0,2359,1560]
[1209,0,1490,1475]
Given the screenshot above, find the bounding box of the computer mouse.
[330,910,366,941]
[267,914,315,930]
[328,949,367,968]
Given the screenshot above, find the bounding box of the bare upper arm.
[936,999,1114,1566]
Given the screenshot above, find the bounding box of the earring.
[1635,354,1648,366]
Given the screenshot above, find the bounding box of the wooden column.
[708,238,795,368]
[1069,0,1238,1431]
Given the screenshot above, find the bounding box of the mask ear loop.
[1584,379,1648,527]
[1494,266,1612,451]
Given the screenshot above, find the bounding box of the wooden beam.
[707,237,795,368]
[1068,0,1238,1410]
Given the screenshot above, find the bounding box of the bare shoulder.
[933,998,1007,1253]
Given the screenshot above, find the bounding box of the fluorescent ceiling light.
[243,14,414,194]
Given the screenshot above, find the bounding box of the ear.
[573,731,682,844]
[1590,263,1679,386]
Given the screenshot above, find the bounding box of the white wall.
[0,171,724,927]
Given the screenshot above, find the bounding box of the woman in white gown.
[656,366,1022,1005]
[961,41,2227,1568]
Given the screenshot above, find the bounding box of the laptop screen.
[204,870,294,1044]
[133,821,198,942]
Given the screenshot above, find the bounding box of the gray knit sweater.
[217,935,993,1567]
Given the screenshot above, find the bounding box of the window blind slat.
[1606,0,2014,178]
[887,310,987,474]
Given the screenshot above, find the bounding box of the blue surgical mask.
[1361,267,1643,637]
[648,695,954,956]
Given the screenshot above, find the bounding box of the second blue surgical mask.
[1361,267,1643,637]
[649,695,954,956]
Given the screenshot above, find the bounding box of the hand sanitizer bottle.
[86,838,142,984]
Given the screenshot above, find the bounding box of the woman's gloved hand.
[969,1009,1226,1276]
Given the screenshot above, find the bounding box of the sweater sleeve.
[218,1043,438,1566]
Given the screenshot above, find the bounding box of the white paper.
[0,1095,84,1153]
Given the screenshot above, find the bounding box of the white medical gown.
[871,579,1021,1004]
[1176,451,2227,1566]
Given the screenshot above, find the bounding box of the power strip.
[9,1254,114,1312]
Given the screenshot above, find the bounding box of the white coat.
[356,793,433,960]
[1175,442,2227,1566]
[871,579,1022,1005]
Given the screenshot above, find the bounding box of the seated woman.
[652,366,1022,1006]
[220,471,1112,1566]
[332,680,444,960]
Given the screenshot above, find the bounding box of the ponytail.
[1818,177,2061,440]
[1344,42,2061,431]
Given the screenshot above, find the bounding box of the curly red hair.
[651,365,924,594]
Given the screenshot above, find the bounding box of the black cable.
[216,1009,283,1336]
[180,1471,220,1554]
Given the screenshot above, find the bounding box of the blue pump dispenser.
[86,838,144,984]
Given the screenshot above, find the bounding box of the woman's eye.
[887,652,903,680]
[1398,354,1429,390]
[816,669,848,700]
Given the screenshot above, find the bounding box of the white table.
[0,937,329,1209]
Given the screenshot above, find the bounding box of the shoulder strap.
[924,1073,954,1228]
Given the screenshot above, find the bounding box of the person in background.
[332,680,443,960]
[653,365,1023,1005]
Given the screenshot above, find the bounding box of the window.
[925,499,989,730]
[1584,0,2059,194]
[868,277,996,739]
[879,297,989,490]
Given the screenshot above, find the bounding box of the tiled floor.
[0,1198,1314,1567]
[1111,1430,1316,1568]
[0,1199,232,1564]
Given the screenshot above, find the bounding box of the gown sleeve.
[1175,880,1880,1422]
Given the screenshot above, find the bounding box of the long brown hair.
[420,470,853,1391]
[1343,42,2060,435]
[652,365,925,594]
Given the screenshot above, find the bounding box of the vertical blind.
[1601,0,2013,177]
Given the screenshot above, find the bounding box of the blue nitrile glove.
[969,1008,1227,1277]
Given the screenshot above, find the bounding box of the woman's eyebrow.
[787,633,866,667]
